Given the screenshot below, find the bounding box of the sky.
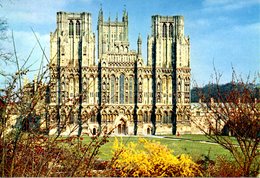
[0,0,259,86]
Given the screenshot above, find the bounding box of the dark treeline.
[191,82,260,103]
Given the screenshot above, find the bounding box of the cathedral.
[48,8,191,135]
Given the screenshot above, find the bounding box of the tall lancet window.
[119,74,125,104]
[129,77,133,104]
[169,23,173,38]
[69,20,74,37]
[110,75,115,104]
[76,20,80,36]
[162,23,167,37]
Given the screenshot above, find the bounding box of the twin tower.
[49,8,191,135]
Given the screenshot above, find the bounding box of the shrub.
[0,131,111,176]
[199,156,244,177]
[111,138,202,177]
[192,69,260,176]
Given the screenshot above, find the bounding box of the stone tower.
[97,8,129,61]
[50,12,95,68]
[147,15,191,134]
[50,12,96,103]
[49,12,96,135]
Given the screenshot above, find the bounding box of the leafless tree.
[0,25,113,176]
[192,69,260,176]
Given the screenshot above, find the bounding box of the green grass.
[164,134,239,144]
[164,134,213,141]
[85,135,232,161]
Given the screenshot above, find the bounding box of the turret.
[98,6,103,59]
[97,8,130,58]
[137,33,142,56]
[98,5,103,23]
[122,8,128,23]
[175,16,184,37]
[56,12,67,35]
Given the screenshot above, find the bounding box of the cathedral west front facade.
[48,8,191,135]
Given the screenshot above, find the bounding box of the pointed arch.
[163,111,168,123]
[125,77,129,103]
[156,109,162,123]
[125,110,131,121]
[92,128,97,135]
[119,74,125,104]
[169,23,173,38]
[162,23,167,37]
[69,20,74,37]
[147,127,151,135]
[144,110,149,123]
[129,76,134,104]
[138,110,143,122]
[110,75,116,104]
[90,111,96,123]
[76,20,80,36]
[108,110,113,122]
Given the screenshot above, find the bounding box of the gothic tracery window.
[125,79,129,103]
[76,20,80,36]
[129,77,133,104]
[119,74,125,104]
[110,75,115,104]
[162,23,167,38]
[69,20,74,37]
[169,23,173,38]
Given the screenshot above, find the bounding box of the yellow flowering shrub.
[112,138,202,177]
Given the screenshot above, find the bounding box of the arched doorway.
[147,127,151,135]
[117,119,127,135]
[92,128,97,135]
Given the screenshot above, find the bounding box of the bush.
[111,138,202,177]
[0,132,111,177]
[199,156,244,177]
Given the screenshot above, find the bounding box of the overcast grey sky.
[0,0,259,86]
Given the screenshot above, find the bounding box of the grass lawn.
[89,135,232,161]
[164,134,238,143]
[164,134,213,141]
